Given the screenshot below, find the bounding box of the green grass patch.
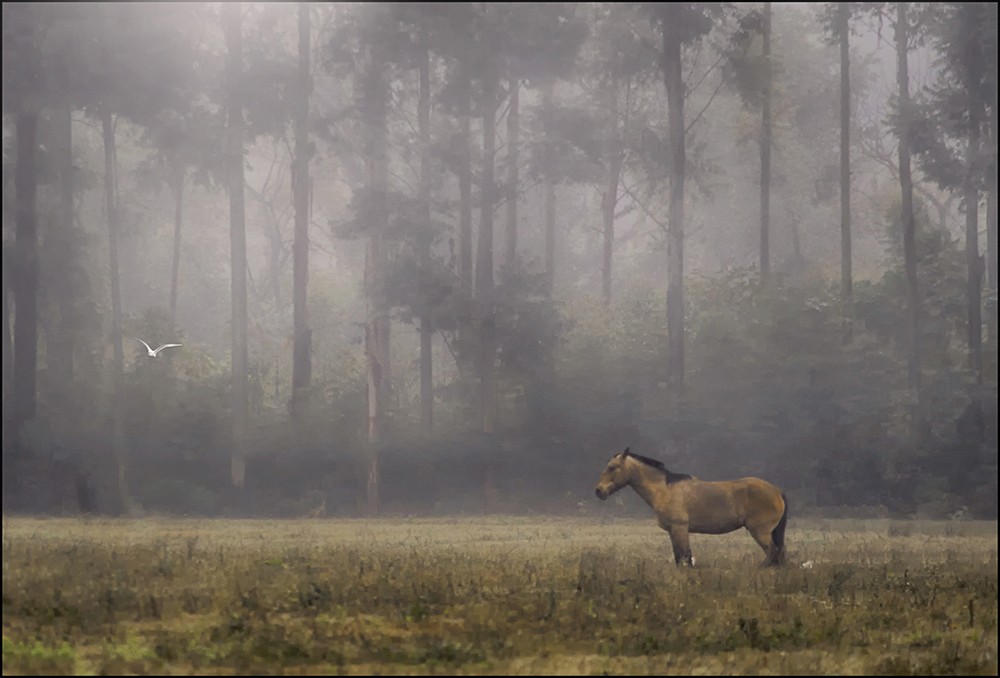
[2,516,997,675]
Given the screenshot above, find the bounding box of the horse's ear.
[622,447,630,457]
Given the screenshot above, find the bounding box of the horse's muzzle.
[595,487,607,500]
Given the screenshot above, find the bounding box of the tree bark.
[224,2,249,491]
[964,51,983,385]
[49,106,76,398]
[760,1,772,283]
[458,64,474,350]
[13,112,39,472]
[839,1,853,343]
[478,59,498,436]
[663,19,686,400]
[542,82,556,298]
[601,75,623,307]
[291,1,312,420]
[895,2,923,433]
[418,28,433,433]
[364,35,391,516]
[169,168,184,325]
[987,6,998,347]
[504,79,519,277]
[2,246,12,416]
[103,112,133,515]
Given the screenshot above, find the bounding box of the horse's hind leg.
[746,525,779,567]
[667,526,694,567]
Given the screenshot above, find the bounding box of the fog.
[2,2,996,519]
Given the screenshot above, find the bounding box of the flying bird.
[134,337,182,357]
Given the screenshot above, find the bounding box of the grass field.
[2,515,997,675]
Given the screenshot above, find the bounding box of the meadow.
[2,515,997,675]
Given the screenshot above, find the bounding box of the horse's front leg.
[667,525,694,567]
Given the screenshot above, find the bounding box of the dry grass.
[2,516,997,675]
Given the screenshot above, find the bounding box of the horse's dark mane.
[626,451,692,485]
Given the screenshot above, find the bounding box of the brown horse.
[594,448,788,567]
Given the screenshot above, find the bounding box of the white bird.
[801,560,814,569]
[134,337,182,357]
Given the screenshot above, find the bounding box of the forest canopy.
[1,2,996,519]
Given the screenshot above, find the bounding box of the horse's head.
[595,447,633,500]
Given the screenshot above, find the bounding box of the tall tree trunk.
[478,55,499,511]
[364,36,391,516]
[2,246,12,416]
[543,82,556,299]
[224,2,249,491]
[987,7,998,347]
[103,112,132,515]
[601,75,623,307]
[504,79,520,277]
[418,28,433,433]
[759,1,772,283]
[291,1,312,421]
[964,58,983,386]
[839,2,852,343]
[663,20,686,400]
[12,112,39,492]
[169,168,184,325]
[458,65,473,353]
[49,106,75,400]
[478,60,498,437]
[895,2,923,433]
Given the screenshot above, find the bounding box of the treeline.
[1,3,996,518]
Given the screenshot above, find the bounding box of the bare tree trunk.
[839,2,853,344]
[224,2,249,491]
[602,153,623,308]
[458,65,473,351]
[895,2,923,434]
[418,27,433,433]
[478,53,500,512]
[169,168,184,325]
[291,1,312,421]
[478,60,498,437]
[987,19,998,347]
[601,75,622,307]
[965,68,983,385]
[542,82,556,298]
[2,247,12,415]
[760,1,772,284]
[364,36,391,516]
[12,112,39,490]
[504,79,519,277]
[49,106,75,398]
[103,112,132,515]
[663,21,686,400]
[1,244,10,499]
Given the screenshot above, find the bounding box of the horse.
[594,447,788,567]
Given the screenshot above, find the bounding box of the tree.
[417,18,434,432]
[894,2,923,431]
[821,2,855,342]
[650,4,716,402]
[911,4,995,387]
[760,1,772,283]
[838,2,853,343]
[224,2,250,491]
[13,112,39,473]
[291,2,312,421]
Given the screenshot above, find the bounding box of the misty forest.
[2,1,998,521]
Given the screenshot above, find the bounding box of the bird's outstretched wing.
[133,337,154,354]
[152,343,182,356]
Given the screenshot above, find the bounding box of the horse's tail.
[771,492,788,565]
